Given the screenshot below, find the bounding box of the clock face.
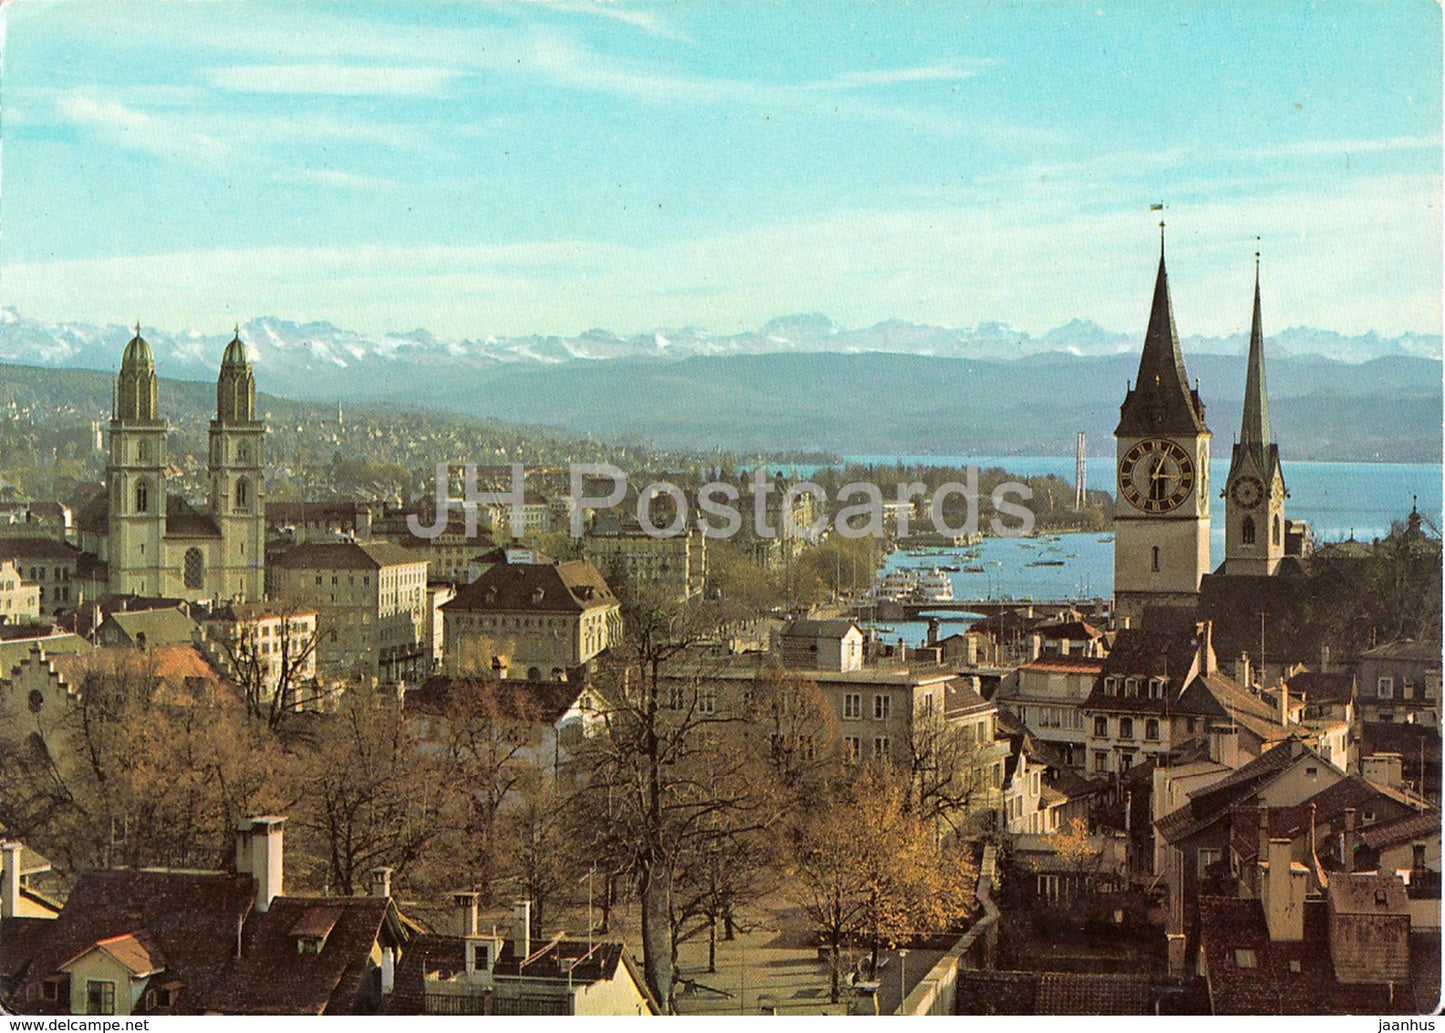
[1230,475,1264,509]
[1119,438,1196,514]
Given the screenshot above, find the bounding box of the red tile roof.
[12,869,254,1014]
[204,896,398,1016]
[443,560,616,615]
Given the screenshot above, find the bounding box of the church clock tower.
[1221,258,1285,576]
[209,332,266,601]
[108,329,168,597]
[1114,233,1212,627]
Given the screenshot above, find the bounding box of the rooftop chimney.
[1343,807,1357,873]
[371,866,393,900]
[1238,653,1252,689]
[454,891,480,937]
[1362,753,1404,790]
[1261,837,1307,942]
[512,899,532,959]
[1196,621,1216,676]
[235,815,285,913]
[1257,806,1271,881]
[1,841,21,920]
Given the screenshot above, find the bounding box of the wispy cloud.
[812,60,995,91]
[54,94,233,165]
[210,63,461,98]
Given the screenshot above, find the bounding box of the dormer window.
[290,905,342,955]
[1148,678,1165,699]
[1124,678,1139,698]
[1103,676,1119,696]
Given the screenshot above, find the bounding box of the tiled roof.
[164,496,221,539]
[1019,656,1105,674]
[1035,972,1150,1014]
[0,537,82,561]
[13,869,254,1014]
[1228,776,1413,864]
[1198,896,1404,1014]
[102,607,198,648]
[1156,739,1320,845]
[443,560,616,615]
[270,540,425,571]
[1359,810,1443,852]
[1032,620,1106,641]
[0,917,55,984]
[1361,640,1441,664]
[66,930,168,977]
[204,896,396,1015]
[404,676,589,726]
[1329,871,1409,915]
[1362,722,1442,764]
[1284,671,1355,705]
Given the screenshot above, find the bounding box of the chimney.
[1238,653,1252,689]
[926,617,940,648]
[235,816,285,913]
[1261,838,1306,942]
[1343,807,1357,873]
[1197,621,1216,676]
[1278,680,1289,726]
[1029,634,1042,661]
[1363,753,1404,789]
[371,866,393,899]
[512,899,532,959]
[1257,806,1271,884]
[455,891,480,937]
[1,841,21,920]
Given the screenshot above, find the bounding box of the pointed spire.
[1239,250,1272,451]
[1117,228,1207,435]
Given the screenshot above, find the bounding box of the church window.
[135,480,150,514]
[1241,516,1256,545]
[1150,546,1160,572]
[184,548,204,590]
[235,478,251,513]
[237,443,251,463]
[1272,515,1281,546]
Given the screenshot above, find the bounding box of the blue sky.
[0,0,1439,339]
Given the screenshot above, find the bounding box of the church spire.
[1239,253,1271,453]
[1116,229,1208,436]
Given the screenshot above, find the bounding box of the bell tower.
[108,327,168,596]
[209,331,266,601]
[1222,256,1286,575]
[1113,229,1212,627]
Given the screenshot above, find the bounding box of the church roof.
[222,333,249,368]
[1116,241,1209,438]
[1228,262,1284,489]
[165,496,223,539]
[122,331,155,369]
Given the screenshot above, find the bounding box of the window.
[1413,843,1427,870]
[1119,717,1134,740]
[698,686,717,715]
[135,479,150,514]
[1145,719,1160,741]
[184,547,204,590]
[1234,949,1257,970]
[1272,515,1282,546]
[843,693,861,719]
[1377,676,1395,700]
[1241,516,1256,545]
[920,693,934,717]
[843,736,861,763]
[667,685,686,711]
[86,980,115,1016]
[1103,676,1118,696]
[873,694,891,720]
[1198,847,1221,880]
[1151,546,1160,572]
[1124,678,1139,698]
[1093,750,1108,774]
[1402,678,1416,700]
[1148,678,1164,699]
[1094,715,1108,737]
[235,477,251,512]
[873,736,891,760]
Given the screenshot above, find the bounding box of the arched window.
[1151,546,1160,572]
[135,479,150,514]
[184,547,204,590]
[237,443,251,463]
[1241,515,1256,545]
[1272,515,1282,546]
[235,478,250,513]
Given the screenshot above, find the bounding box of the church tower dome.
[217,328,257,424]
[116,326,159,422]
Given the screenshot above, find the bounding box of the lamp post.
[897,948,909,1014]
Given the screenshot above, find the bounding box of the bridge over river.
[852,597,1110,621]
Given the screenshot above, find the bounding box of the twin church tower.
[81,330,266,602]
[1113,232,1291,627]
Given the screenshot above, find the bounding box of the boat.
[937,564,961,572]
[962,565,985,574]
[1026,559,1066,567]
[912,568,955,602]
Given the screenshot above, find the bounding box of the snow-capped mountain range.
[0,306,1437,398]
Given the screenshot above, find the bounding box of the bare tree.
[213,605,325,729]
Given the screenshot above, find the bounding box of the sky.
[0,0,1439,341]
